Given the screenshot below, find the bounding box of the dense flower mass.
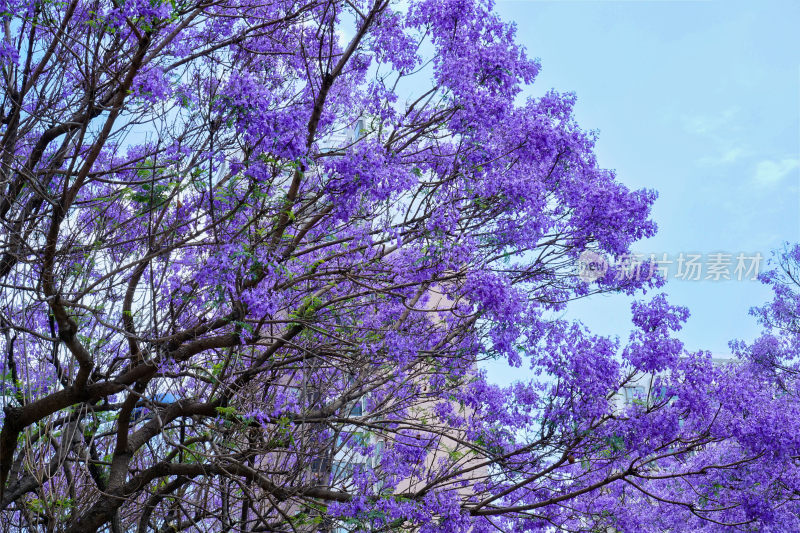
[0,0,797,531]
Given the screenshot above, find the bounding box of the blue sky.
[486,0,800,383]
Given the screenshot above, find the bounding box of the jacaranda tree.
[0,0,798,531]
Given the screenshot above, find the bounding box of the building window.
[310,456,331,473]
[624,385,646,405]
[349,397,364,417]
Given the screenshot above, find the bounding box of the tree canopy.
[0,0,798,531]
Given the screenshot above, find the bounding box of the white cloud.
[684,108,752,167]
[699,146,751,167]
[682,107,740,137]
[753,158,800,186]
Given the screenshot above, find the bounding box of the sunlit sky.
[485,0,800,385]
